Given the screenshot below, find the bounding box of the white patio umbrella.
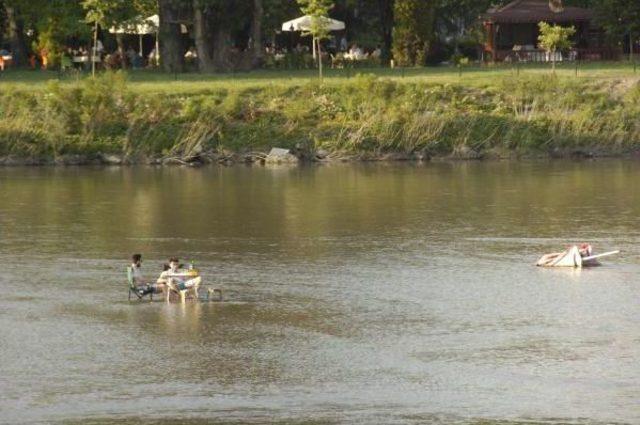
[281,15,346,33]
[281,15,345,60]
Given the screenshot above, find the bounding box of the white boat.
[536,245,619,268]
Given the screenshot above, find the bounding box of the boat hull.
[536,246,597,268]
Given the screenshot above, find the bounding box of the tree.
[2,0,28,65]
[82,0,153,74]
[538,21,575,72]
[593,0,640,61]
[334,0,394,64]
[297,0,334,79]
[435,0,494,60]
[262,0,299,44]
[2,0,90,67]
[158,0,187,73]
[191,0,252,72]
[82,0,112,76]
[251,0,263,66]
[392,0,436,66]
[377,0,394,63]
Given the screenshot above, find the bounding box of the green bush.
[1,73,639,161]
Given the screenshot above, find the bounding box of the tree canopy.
[0,0,638,70]
[538,22,576,70]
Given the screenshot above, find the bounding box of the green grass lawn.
[1,61,639,93]
[1,60,639,161]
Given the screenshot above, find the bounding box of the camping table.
[73,56,102,62]
[73,56,101,70]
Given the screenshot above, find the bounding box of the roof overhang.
[483,0,593,24]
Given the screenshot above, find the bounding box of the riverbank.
[1,70,639,165]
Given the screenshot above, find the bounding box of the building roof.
[484,0,594,24]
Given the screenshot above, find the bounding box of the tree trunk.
[5,5,28,66]
[317,38,323,80]
[92,21,98,76]
[158,0,184,73]
[193,1,215,72]
[212,26,230,71]
[377,0,393,64]
[116,34,125,69]
[251,0,263,67]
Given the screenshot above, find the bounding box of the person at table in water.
[157,257,200,299]
[131,254,164,295]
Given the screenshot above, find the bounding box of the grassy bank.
[1,68,640,163]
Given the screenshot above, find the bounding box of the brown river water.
[0,161,638,424]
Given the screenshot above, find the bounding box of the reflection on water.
[0,161,639,424]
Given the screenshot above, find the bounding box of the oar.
[582,250,620,262]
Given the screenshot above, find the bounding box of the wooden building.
[483,0,616,62]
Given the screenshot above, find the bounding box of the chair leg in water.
[207,288,223,301]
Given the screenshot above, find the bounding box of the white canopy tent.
[109,15,159,36]
[281,15,345,60]
[109,15,159,58]
[109,15,187,57]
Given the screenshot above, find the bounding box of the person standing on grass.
[0,49,7,72]
[40,48,49,70]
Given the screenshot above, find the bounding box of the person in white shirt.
[340,36,348,52]
[157,257,201,301]
[94,39,104,57]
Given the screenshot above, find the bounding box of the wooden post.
[484,22,496,62]
[312,36,316,60]
[155,31,160,66]
[317,37,323,81]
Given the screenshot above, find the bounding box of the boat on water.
[536,244,620,268]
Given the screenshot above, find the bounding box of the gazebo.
[482,0,615,62]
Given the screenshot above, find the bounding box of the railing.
[492,47,620,62]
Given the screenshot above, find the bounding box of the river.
[0,161,638,424]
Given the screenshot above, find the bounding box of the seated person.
[157,257,201,299]
[371,45,382,59]
[578,243,593,257]
[131,254,164,295]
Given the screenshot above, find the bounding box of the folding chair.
[166,277,201,303]
[127,266,154,301]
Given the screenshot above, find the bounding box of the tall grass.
[0,71,639,161]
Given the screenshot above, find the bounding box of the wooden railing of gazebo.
[491,47,620,62]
